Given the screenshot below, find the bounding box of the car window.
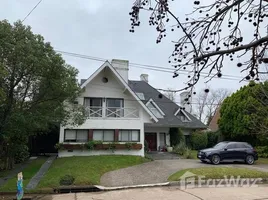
[235,143,246,148]
[213,142,228,149]
[226,143,237,149]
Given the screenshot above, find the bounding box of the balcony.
[85,106,139,118]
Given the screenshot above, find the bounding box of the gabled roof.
[80,61,158,123]
[128,80,207,129]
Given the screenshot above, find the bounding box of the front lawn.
[37,155,149,190]
[168,167,268,181]
[256,158,268,164]
[0,157,47,192]
[189,150,198,159]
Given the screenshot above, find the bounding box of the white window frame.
[64,129,89,143]
[93,130,115,142]
[146,98,165,118]
[174,108,192,121]
[118,130,140,142]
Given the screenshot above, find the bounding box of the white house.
[58,59,206,157]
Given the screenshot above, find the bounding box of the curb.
[95,182,170,191]
[95,178,268,191]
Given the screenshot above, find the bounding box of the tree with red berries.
[129,0,268,91]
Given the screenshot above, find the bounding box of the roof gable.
[80,61,158,123]
[128,80,207,129]
[174,108,191,121]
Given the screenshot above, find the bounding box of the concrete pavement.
[100,159,268,187]
[37,185,268,200]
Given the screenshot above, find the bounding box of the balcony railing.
[85,106,139,118]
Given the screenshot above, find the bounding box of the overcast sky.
[1,0,259,101]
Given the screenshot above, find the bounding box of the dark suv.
[197,141,258,165]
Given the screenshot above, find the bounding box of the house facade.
[58,59,206,157]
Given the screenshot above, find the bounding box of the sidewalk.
[36,185,268,200]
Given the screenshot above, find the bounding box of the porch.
[144,127,170,152]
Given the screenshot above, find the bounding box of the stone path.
[26,156,56,190]
[0,160,32,187]
[100,159,268,187]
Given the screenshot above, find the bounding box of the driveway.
[100,159,268,187]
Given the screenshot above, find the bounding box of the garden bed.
[60,143,143,151]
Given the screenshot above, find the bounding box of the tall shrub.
[207,131,219,148]
[169,128,184,146]
[190,131,208,150]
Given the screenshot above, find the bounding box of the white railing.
[85,106,139,118]
[85,106,102,118]
[106,107,139,118]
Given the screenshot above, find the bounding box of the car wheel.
[211,154,220,165]
[245,155,255,165]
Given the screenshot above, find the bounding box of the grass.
[168,167,268,181]
[256,158,268,164]
[37,155,149,190]
[0,157,47,192]
[189,150,198,159]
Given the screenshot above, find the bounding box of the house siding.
[59,67,152,157]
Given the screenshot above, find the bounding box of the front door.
[145,133,157,151]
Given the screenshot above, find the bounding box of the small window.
[65,130,76,142]
[147,102,163,118]
[76,130,88,142]
[119,130,140,142]
[93,130,115,142]
[64,130,88,142]
[176,110,189,122]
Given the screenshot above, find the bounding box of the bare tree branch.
[195,35,268,62]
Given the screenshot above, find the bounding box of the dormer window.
[146,99,165,118]
[175,108,191,122]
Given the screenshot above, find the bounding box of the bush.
[59,175,75,186]
[207,131,219,148]
[144,140,149,153]
[183,147,194,159]
[173,141,187,155]
[190,132,208,150]
[255,146,268,158]
[170,128,184,146]
[14,145,29,164]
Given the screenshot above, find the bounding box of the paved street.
[36,185,268,200]
[100,159,268,187]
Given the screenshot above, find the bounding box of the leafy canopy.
[219,81,268,138]
[0,20,86,145]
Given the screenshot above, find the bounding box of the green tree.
[219,81,268,143]
[190,131,208,150]
[0,20,86,169]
